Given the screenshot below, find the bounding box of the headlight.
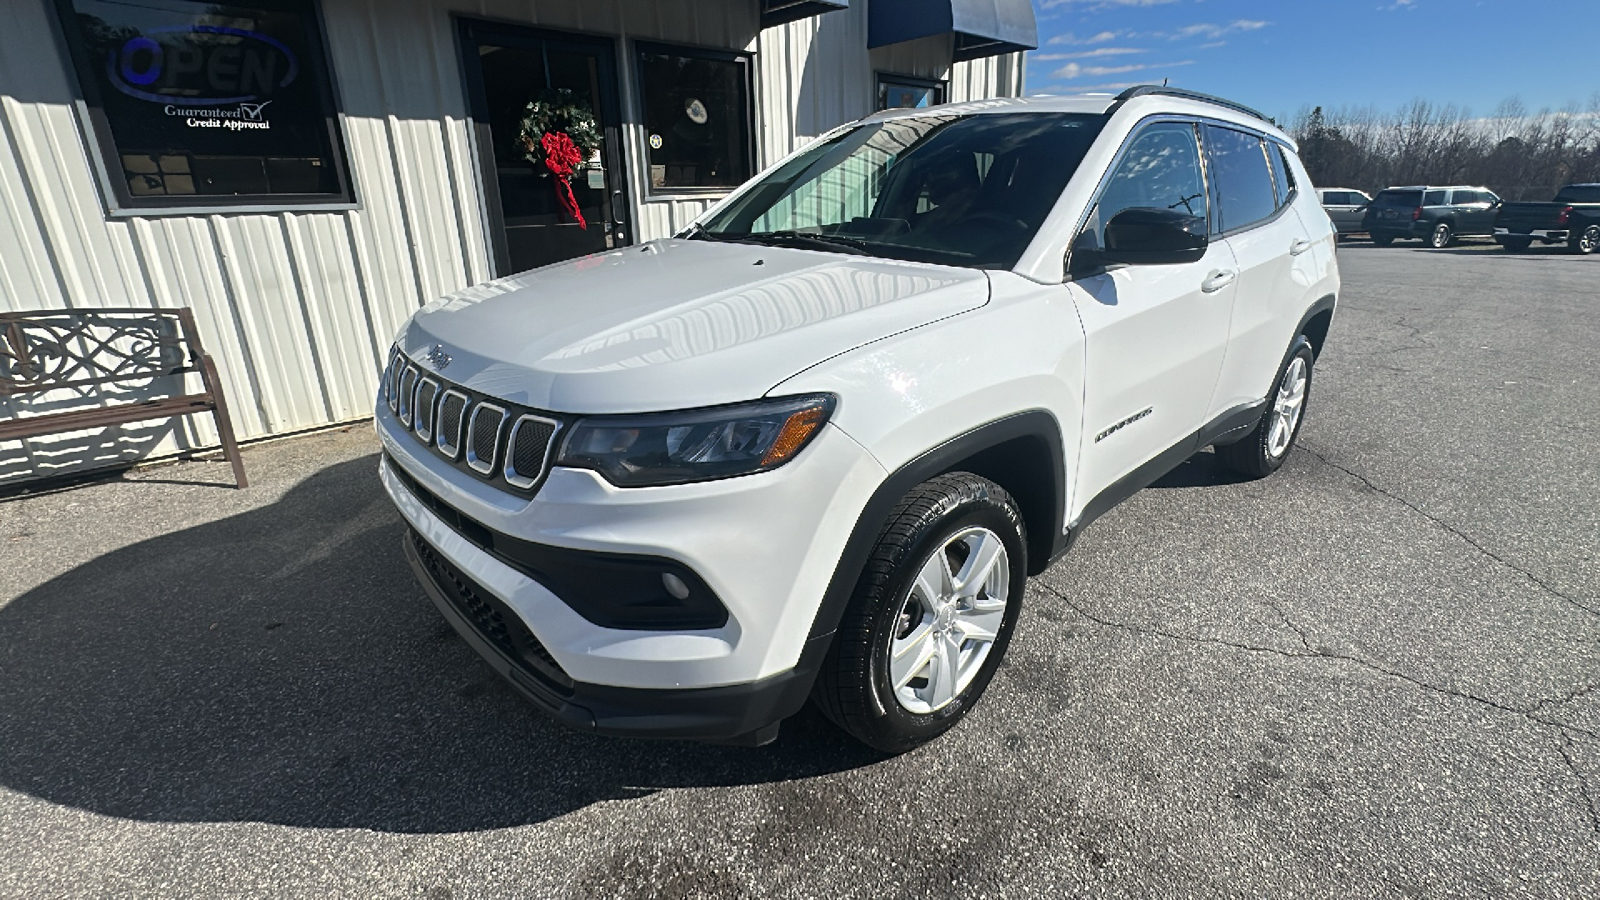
[557,394,836,487]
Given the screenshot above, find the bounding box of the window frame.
[49,0,357,217]
[632,40,756,198]
[1267,143,1299,210]
[875,72,948,112]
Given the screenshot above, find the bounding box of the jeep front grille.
[386,350,561,495]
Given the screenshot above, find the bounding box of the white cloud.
[1047,30,1122,45]
[1050,60,1195,79]
[1169,20,1269,40]
[1043,0,1179,7]
[1056,47,1150,59]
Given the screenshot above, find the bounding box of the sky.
[1025,0,1600,123]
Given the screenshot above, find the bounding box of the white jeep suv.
[376,87,1340,752]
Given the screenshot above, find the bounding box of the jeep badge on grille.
[425,344,452,371]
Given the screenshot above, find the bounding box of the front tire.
[814,473,1026,753]
[1216,337,1315,479]
[1427,223,1453,248]
[1501,238,1532,252]
[1572,224,1599,255]
[1371,236,1394,247]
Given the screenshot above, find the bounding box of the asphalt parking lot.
[2,244,1596,898]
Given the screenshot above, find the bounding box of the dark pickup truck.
[1493,184,1600,254]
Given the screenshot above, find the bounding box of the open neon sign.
[106,25,299,106]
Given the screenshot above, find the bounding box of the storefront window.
[878,75,945,111]
[54,0,353,212]
[636,44,752,193]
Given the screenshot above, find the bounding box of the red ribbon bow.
[541,131,587,230]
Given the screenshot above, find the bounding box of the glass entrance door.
[458,21,631,274]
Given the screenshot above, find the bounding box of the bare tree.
[1290,95,1600,199]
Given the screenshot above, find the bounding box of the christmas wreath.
[515,89,602,229]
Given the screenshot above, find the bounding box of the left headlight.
[556,394,836,487]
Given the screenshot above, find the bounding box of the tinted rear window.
[1554,185,1600,203]
[1375,190,1422,206]
[1205,125,1277,233]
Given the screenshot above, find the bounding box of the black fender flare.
[1296,294,1337,349]
[804,410,1067,644]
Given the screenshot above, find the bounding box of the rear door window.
[1554,185,1600,203]
[1423,190,1448,206]
[1375,190,1423,207]
[1204,125,1277,233]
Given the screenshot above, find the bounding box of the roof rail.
[1107,85,1270,124]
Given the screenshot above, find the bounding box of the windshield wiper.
[740,231,873,255]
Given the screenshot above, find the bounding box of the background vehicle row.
[1319,182,1599,254]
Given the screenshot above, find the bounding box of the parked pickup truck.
[1493,183,1600,254]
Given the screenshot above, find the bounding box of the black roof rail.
[1106,85,1270,124]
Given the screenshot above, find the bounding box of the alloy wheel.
[887,527,1010,714]
[1267,356,1308,458]
[1581,225,1599,254]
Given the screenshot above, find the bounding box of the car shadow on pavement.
[1426,246,1580,257]
[1148,449,1251,489]
[0,454,880,833]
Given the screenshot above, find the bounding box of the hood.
[400,239,989,413]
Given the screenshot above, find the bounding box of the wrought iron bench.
[0,307,247,487]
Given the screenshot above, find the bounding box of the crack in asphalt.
[1038,581,1600,836]
[1530,683,1600,716]
[1035,583,1599,744]
[1555,730,1600,835]
[1296,442,1600,619]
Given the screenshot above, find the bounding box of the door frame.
[455,17,634,276]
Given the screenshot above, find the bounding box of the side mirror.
[1102,207,1208,266]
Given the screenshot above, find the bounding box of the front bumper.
[379,415,884,689]
[404,528,828,743]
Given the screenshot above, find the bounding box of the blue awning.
[761,0,849,28]
[868,0,1038,61]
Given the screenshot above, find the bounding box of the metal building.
[0,0,1033,482]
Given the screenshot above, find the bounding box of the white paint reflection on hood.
[539,266,963,373]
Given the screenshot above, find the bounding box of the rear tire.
[1572,224,1599,255]
[1501,238,1532,252]
[1427,223,1453,248]
[813,472,1026,753]
[1371,236,1393,247]
[1216,337,1315,479]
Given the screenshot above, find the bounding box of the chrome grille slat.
[465,402,507,475]
[435,389,468,459]
[397,366,418,427]
[504,414,559,490]
[413,378,440,442]
[385,347,403,413]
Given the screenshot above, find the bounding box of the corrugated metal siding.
[0,0,1022,481]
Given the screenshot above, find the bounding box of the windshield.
[1374,190,1423,206]
[1554,185,1600,204]
[695,112,1107,269]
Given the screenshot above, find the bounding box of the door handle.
[1290,238,1313,256]
[1201,269,1236,293]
